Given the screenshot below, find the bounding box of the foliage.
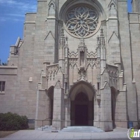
[0,112,28,131]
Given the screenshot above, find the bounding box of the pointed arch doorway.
[70,81,94,126]
[74,92,89,125]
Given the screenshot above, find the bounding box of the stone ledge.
[0,66,18,75]
[0,66,17,69]
[24,21,36,24]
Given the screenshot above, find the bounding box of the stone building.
[0,0,140,131]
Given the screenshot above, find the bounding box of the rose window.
[65,6,99,38]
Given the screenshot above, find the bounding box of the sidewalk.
[0,128,130,140]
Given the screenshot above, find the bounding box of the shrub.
[0,112,29,131]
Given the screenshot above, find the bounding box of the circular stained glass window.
[65,6,99,38]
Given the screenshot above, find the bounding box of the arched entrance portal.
[70,81,94,126]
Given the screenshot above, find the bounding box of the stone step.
[60,126,104,133]
[36,125,57,132]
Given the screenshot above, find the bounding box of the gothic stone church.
[0,0,140,131]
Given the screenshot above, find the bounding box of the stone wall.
[0,0,139,129]
[129,12,140,121]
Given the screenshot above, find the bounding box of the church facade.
[0,0,140,131]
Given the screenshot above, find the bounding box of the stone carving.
[87,52,97,58]
[106,64,118,88]
[48,0,55,16]
[66,6,98,38]
[14,46,19,55]
[69,58,78,68]
[69,52,78,58]
[79,38,85,47]
[108,0,117,17]
[78,67,86,81]
[47,64,58,81]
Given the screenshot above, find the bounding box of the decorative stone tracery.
[65,6,99,38]
[48,0,55,16]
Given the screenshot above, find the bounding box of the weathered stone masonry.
[0,0,140,131]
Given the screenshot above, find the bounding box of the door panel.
[75,104,88,126]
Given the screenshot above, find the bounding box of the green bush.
[0,112,29,131]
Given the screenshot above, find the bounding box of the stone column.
[100,82,113,131]
[35,83,40,129]
[115,71,127,128]
[64,98,71,127]
[94,99,100,128]
[115,89,127,128]
[35,88,49,128]
[118,0,137,125]
[52,81,64,130]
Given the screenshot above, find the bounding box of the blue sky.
[0,0,132,63]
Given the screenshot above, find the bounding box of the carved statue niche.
[78,38,87,69]
[77,38,88,81]
[78,67,86,81]
[80,51,85,67]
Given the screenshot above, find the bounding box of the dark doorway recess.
[71,92,93,126]
[48,86,54,125]
[75,104,88,125]
[111,87,117,128]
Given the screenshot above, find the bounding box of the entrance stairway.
[37,126,104,133]
[60,126,104,133]
[36,125,56,132]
